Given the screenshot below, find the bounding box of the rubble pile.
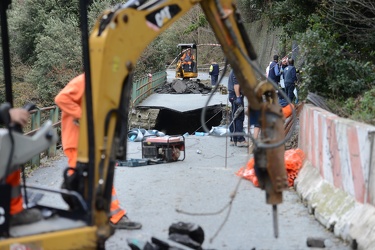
[154,79,212,94]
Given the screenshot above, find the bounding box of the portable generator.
[142,135,185,162]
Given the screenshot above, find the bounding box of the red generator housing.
[142,135,185,162]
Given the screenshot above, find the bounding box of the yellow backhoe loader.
[0,0,291,248]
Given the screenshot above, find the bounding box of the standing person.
[267,55,282,85]
[1,107,43,226]
[279,57,288,92]
[227,70,248,147]
[283,58,297,103]
[209,61,220,87]
[55,73,142,230]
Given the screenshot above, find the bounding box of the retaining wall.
[295,103,375,249]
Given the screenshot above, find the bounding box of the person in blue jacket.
[267,55,282,85]
[283,58,297,103]
[209,61,220,87]
[227,69,248,147]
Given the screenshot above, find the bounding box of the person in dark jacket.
[209,61,220,87]
[267,55,282,84]
[283,58,297,102]
[227,70,248,147]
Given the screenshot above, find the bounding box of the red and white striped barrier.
[297,104,375,248]
[298,104,375,205]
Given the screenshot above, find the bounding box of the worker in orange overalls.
[1,108,43,226]
[180,49,195,70]
[55,74,141,229]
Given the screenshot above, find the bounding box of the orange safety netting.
[236,148,305,187]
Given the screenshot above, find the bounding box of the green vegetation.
[1,0,374,125]
[2,1,216,107]
[327,87,375,125]
[263,0,375,125]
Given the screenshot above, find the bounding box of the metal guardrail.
[131,71,167,107]
[25,106,60,166]
[24,71,167,167]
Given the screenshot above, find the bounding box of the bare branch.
[321,0,375,43]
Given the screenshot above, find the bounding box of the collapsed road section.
[130,104,227,135]
[130,86,229,134]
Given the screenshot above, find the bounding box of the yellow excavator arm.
[77,0,287,243]
[0,0,287,248]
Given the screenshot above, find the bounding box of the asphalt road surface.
[27,135,351,250]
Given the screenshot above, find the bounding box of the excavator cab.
[175,43,198,80]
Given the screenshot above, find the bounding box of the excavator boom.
[0,0,287,248]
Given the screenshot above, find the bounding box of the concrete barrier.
[295,104,375,249]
